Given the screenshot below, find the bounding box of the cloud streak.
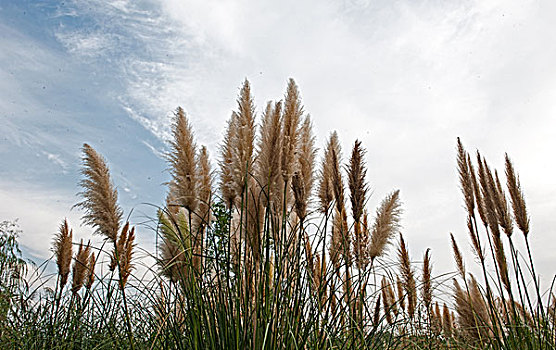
[2,0,556,285]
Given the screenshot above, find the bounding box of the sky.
[1,0,556,291]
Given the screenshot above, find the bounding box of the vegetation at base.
[0,79,554,349]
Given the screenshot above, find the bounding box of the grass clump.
[0,80,554,349]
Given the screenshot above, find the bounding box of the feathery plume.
[292,173,307,220]
[469,275,490,332]
[492,170,513,237]
[457,138,475,217]
[398,234,416,318]
[382,277,395,324]
[292,115,316,219]
[304,233,315,280]
[281,78,303,185]
[348,140,368,224]
[468,154,487,226]
[256,101,283,210]
[165,188,179,216]
[194,146,212,272]
[453,279,475,341]
[71,239,91,294]
[110,222,129,271]
[480,157,510,291]
[354,211,370,271]
[442,303,452,337]
[450,233,465,279]
[368,190,402,260]
[493,233,511,293]
[196,146,213,232]
[245,179,264,263]
[505,154,530,236]
[158,209,189,282]
[476,153,500,235]
[53,219,73,289]
[85,252,96,290]
[432,302,442,334]
[467,216,484,262]
[220,116,238,208]
[231,80,256,198]
[454,277,490,341]
[119,226,135,289]
[168,107,198,213]
[330,207,350,269]
[76,144,122,241]
[318,131,340,214]
[331,149,345,214]
[396,275,406,313]
[422,248,432,313]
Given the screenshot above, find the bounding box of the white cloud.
[6,0,556,288]
[41,151,68,171]
[0,182,93,260]
[55,30,119,58]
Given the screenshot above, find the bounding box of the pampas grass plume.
[76,143,122,242]
[53,219,73,289]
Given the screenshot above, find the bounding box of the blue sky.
[2,0,556,286]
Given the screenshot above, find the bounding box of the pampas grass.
[368,190,402,261]
[422,249,432,315]
[348,140,368,224]
[257,101,283,211]
[398,234,416,319]
[53,219,73,290]
[76,143,122,242]
[168,107,198,213]
[450,233,465,280]
[293,115,316,220]
[318,132,340,214]
[220,116,238,209]
[505,154,529,236]
[281,78,302,185]
[71,239,91,295]
[3,79,555,350]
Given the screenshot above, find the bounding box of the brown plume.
[505,154,530,236]
[422,248,432,313]
[231,80,256,198]
[220,116,238,208]
[119,226,135,289]
[168,107,198,212]
[442,303,452,337]
[348,140,368,224]
[76,144,122,242]
[450,233,465,279]
[292,115,316,219]
[457,138,475,218]
[368,190,402,260]
[318,131,340,214]
[85,252,96,290]
[71,239,91,294]
[256,101,283,210]
[281,78,303,185]
[398,234,416,318]
[194,146,212,273]
[396,275,405,312]
[53,219,73,289]
[492,170,513,237]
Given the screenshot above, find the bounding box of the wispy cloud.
[41,151,68,171]
[3,0,556,285]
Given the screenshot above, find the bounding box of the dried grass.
[53,219,73,289]
[75,144,122,242]
[368,190,402,261]
[71,239,91,294]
